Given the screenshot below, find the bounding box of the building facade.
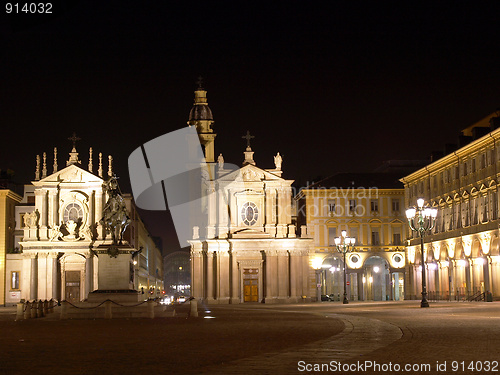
[188,84,315,304]
[0,189,22,306]
[4,142,163,305]
[297,173,406,301]
[401,113,500,301]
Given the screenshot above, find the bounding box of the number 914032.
[6,3,52,14]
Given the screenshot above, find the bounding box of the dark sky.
[1,1,499,252]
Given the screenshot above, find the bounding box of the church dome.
[189,104,213,121]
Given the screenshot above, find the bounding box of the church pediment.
[34,165,104,185]
[218,164,284,183]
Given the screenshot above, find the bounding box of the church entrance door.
[243,268,259,302]
[65,271,81,302]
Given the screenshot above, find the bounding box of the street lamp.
[334,230,355,304]
[406,198,437,308]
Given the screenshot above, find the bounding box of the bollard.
[24,302,31,320]
[147,300,155,319]
[43,300,48,316]
[60,301,68,320]
[30,301,37,319]
[190,299,198,318]
[37,300,44,318]
[48,299,54,314]
[16,303,24,321]
[104,300,112,319]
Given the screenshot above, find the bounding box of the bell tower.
[187,77,216,163]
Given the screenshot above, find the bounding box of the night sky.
[1,1,499,252]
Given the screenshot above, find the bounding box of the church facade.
[188,85,315,304]
[4,140,163,305]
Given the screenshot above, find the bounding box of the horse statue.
[101,176,131,245]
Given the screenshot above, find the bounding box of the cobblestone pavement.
[1,301,499,374]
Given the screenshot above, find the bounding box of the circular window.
[64,202,84,223]
[350,254,360,264]
[241,202,259,226]
[392,253,404,267]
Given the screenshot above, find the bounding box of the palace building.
[4,139,163,305]
[401,112,500,301]
[188,84,315,304]
[297,173,406,301]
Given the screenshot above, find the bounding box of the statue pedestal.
[87,246,141,303]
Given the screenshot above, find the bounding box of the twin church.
[187,85,315,303]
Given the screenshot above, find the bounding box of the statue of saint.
[217,153,224,170]
[274,152,282,170]
[23,212,30,228]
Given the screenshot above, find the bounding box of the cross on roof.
[68,132,81,149]
[196,75,204,89]
[242,130,255,148]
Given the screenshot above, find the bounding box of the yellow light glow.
[368,276,373,283]
[311,257,323,270]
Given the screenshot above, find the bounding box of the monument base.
[87,289,142,303]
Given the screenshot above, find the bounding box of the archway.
[363,256,390,301]
[321,256,344,301]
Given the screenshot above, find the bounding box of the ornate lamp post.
[406,198,437,308]
[334,230,355,304]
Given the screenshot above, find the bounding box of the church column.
[218,185,229,238]
[276,188,286,238]
[21,254,33,301]
[49,252,59,301]
[277,249,290,300]
[289,252,299,302]
[190,246,204,300]
[206,185,216,239]
[36,189,49,239]
[284,188,292,224]
[48,190,59,228]
[37,253,48,300]
[89,190,95,228]
[265,250,278,302]
[229,189,237,231]
[216,242,231,303]
[85,253,94,297]
[206,250,215,303]
[230,251,239,303]
[265,188,277,236]
[95,190,103,239]
[30,254,38,300]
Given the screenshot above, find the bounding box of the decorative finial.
[42,152,47,178]
[108,155,113,177]
[196,75,204,89]
[242,130,255,150]
[88,147,93,173]
[35,155,40,180]
[53,147,58,173]
[98,152,103,178]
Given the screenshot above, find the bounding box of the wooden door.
[243,268,259,302]
[65,271,81,302]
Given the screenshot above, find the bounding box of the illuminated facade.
[297,174,406,301]
[401,113,500,301]
[188,85,314,304]
[4,142,163,305]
